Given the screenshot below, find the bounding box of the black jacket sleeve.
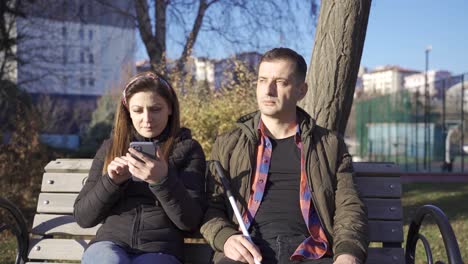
[73,140,129,228]
[149,139,206,232]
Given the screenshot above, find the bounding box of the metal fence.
[354,73,468,172]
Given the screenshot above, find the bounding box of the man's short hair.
[259,47,307,82]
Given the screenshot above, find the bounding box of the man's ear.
[297,82,308,101]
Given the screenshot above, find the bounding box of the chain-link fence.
[354,73,468,172]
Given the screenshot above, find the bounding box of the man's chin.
[259,109,279,118]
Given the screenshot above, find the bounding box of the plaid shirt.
[241,119,329,260]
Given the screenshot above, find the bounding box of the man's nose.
[266,81,277,96]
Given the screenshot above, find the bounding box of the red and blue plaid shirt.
[241,119,329,260]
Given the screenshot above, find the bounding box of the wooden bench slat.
[28,238,89,261]
[44,159,93,173]
[45,160,399,176]
[369,220,404,243]
[31,214,207,245]
[37,193,78,214]
[366,247,404,264]
[353,162,401,177]
[37,179,401,216]
[41,173,88,192]
[355,177,402,198]
[363,198,403,220]
[26,262,79,264]
[32,214,100,236]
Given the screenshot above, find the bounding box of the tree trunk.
[301,0,371,135]
[135,0,167,74]
[154,0,167,73]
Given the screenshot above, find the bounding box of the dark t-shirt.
[250,136,309,240]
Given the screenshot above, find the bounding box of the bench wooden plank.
[41,173,88,192]
[28,238,89,261]
[368,220,403,243]
[44,159,400,177]
[44,159,93,173]
[37,193,77,214]
[32,214,100,236]
[367,247,404,264]
[31,214,207,245]
[355,177,402,198]
[36,193,402,226]
[363,198,403,220]
[353,162,401,177]
[26,262,79,264]
[32,215,402,244]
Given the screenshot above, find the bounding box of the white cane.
[212,160,262,264]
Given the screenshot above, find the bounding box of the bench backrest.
[353,162,404,264]
[28,159,402,264]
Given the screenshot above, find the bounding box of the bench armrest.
[0,196,28,264]
[405,204,462,264]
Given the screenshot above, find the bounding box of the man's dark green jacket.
[201,107,368,262]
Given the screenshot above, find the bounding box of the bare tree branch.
[175,0,210,77]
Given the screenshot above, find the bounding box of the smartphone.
[129,141,157,161]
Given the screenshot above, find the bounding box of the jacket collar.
[236,106,316,141]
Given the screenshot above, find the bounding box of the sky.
[136,0,468,75]
[361,0,468,75]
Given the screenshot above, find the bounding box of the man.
[201,48,368,264]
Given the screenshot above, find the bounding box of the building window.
[88,30,93,40]
[80,77,85,86]
[64,76,68,86]
[89,78,95,86]
[79,4,85,16]
[89,53,94,64]
[80,51,85,63]
[62,27,67,38]
[79,28,84,40]
[63,48,67,64]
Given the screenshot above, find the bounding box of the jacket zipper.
[132,206,142,248]
[305,140,333,245]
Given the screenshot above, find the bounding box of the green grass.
[1,183,467,264]
[0,230,18,264]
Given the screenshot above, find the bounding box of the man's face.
[256,59,307,119]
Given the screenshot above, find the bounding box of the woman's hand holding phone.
[127,147,168,184]
[107,156,131,184]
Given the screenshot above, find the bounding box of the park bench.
[1,159,463,264]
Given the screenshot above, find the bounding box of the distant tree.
[0,0,23,82]
[78,64,133,157]
[301,0,372,135]
[180,58,258,153]
[98,1,318,80]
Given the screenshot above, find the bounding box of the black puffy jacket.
[74,128,206,262]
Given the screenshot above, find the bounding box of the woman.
[74,71,206,264]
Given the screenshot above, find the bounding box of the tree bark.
[154,0,167,73]
[301,0,372,135]
[175,0,219,93]
[135,0,167,73]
